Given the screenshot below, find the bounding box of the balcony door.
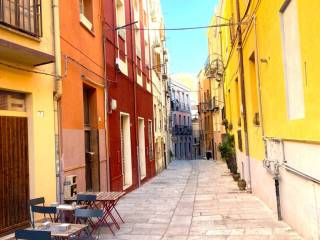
[138,118,146,180]
[120,113,132,189]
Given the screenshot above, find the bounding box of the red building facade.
[104,0,156,191]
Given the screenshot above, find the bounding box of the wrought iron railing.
[172,125,192,136]
[0,0,42,37]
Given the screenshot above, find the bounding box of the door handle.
[86,152,95,156]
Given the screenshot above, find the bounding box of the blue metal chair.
[76,194,97,208]
[29,197,46,228]
[31,205,57,228]
[15,229,51,240]
[30,197,45,206]
[75,208,103,237]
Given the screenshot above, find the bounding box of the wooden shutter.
[0,116,29,236]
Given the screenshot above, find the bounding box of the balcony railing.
[171,99,191,112]
[172,125,192,136]
[0,0,42,37]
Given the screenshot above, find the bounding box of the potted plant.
[238,179,247,190]
[219,134,237,173]
[169,150,174,161]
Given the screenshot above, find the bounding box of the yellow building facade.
[0,1,58,235]
[213,0,320,238]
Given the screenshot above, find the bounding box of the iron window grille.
[0,0,42,37]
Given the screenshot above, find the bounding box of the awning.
[0,39,55,66]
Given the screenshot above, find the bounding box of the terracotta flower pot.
[238,179,246,191]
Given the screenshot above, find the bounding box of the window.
[235,78,241,124]
[79,0,93,30]
[0,90,26,112]
[135,28,141,58]
[249,52,260,126]
[154,105,157,130]
[116,0,126,39]
[280,0,305,119]
[0,0,42,37]
[145,40,150,65]
[183,116,186,126]
[178,115,181,125]
[134,0,141,58]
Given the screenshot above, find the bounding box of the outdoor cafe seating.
[16,191,125,239]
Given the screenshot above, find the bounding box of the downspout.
[129,0,141,187]
[52,0,62,202]
[253,16,265,137]
[253,16,281,220]
[103,33,111,191]
[100,0,110,192]
[235,0,252,191]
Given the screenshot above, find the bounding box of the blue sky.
[161,0,219,77]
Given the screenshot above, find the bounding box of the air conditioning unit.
[64,175,77,199]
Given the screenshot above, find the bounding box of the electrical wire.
[0,61,57,77]
[112,21,248,32]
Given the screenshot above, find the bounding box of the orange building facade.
[59,0,108,195]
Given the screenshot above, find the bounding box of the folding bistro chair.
[75,208,103,238]
[76,194,97,208]
[31,205,57,228]
[29,197,46,227]
[30,197,45,206]
[15,229,51,240]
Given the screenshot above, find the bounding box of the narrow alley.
[100,160,302,240]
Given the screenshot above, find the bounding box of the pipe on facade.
[102,32,111,191]
[128,0,141,187]
[253,16,265,137]
[274,175,282,220]
[235,0,252,191]
[52,0,62,202]
[253,15,284,220]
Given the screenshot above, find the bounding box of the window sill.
[0,24,41,42]
[79,15,95,37]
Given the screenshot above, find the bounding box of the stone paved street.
[100,160,302,240]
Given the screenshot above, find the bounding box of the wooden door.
[0,116,29,236]
[85,130,100,192]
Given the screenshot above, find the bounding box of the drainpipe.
[102,34,111,191]
[253,16,265,137]
[253,16,282,220]
[235,0,252,191]
[129,0,141,187]
[52,0,62,202]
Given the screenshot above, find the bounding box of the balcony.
[205,54,224,81]
[171,99,191,113]
[209,97,219,112]
[0,0,42,38]
[172,125,192,136]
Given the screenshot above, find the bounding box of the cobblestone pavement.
[100,160,302,240]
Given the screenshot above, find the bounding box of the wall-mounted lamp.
[109,99,117,114]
